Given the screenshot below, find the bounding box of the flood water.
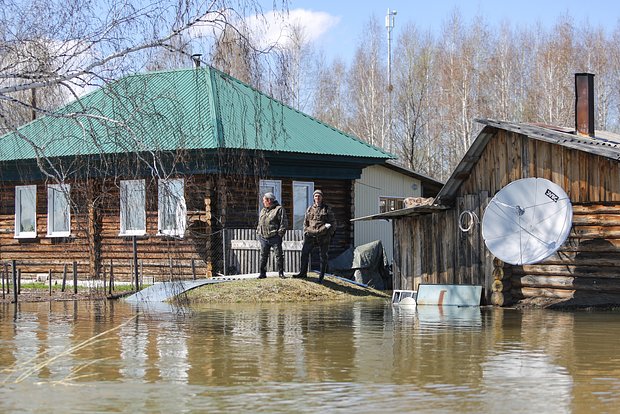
[1,299,620,413]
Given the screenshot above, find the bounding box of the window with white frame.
[379,196,405,213]
[120,180,146,236]
[158,178,186,237]
[15,185,37,238]
[293,181,314,230]
[258,179,282,212]
[47,184,71,237]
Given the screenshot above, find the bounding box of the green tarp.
[329,240,391,290]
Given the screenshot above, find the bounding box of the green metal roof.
[0,66,391,162]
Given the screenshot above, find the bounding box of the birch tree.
[347,18,387,148]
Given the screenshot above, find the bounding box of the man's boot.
[278,259,286,279]
[258,273,267,279]
[294,258,308,278]
[318,263,327,284]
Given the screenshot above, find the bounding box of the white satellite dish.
[482,177,572,265]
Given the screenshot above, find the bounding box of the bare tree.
[268,22,318,112]
[347,18,387,148]
[0,0,284,131]
[211,22,262,87]
[312,56,350,132]
[391,23,438,176]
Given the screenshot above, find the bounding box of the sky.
[253,0,620,64]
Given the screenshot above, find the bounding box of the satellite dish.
[482,177,572,265]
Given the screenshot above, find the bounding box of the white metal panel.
[354,165,421,262]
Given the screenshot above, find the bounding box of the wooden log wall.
[0,173,356,282]
[96,175,214,281]
[508,203,620,306]
[0,182,92,277]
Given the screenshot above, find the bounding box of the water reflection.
[0,301,620,413]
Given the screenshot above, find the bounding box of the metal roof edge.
[382,160,444,186]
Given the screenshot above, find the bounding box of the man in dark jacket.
[293,189,336,283]
[257,192,287,279]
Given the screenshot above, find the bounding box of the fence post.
[62,264,67,292]
[17,269,21,295]
[109,259,114,295]
[2,262,9,299]
[191,259,196,280]
[133,236,139,291]
[49,269,52,296]
[73,261,78,294]
[102,262,107,295]
[222,229,226,276]
[11,260,17,303]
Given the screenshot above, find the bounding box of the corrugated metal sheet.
[0,67,391,162]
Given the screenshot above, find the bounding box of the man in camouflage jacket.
[257,192,287,279]
[293,189,336,283]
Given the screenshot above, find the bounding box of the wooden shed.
[357,74,620,307]
[0,65,391,282]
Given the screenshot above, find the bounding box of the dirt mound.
[181,273,389,304]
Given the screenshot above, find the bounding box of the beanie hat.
[313,189,323,197]
[263,192,276,200]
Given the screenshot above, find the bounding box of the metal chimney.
[574,73,595,137]
[191,54,202,68]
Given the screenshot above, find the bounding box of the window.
[293,181,314,230]
[258,179,282,212]
[158,178,186,237]
[47,184,71,237]
[120,180,146,236]
[15,185,37,238]
[379,196,405,213]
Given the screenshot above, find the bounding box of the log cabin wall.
[0,181,92,277]
[96,174,214,281]
[393,128,620,306]
[0,172,355,282]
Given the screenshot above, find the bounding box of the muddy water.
[1,299,619,413]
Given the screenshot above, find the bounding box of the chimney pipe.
[574,73,595,137]
[191,54,202,68]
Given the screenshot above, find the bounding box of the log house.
[0,66,392,282]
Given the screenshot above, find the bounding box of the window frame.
[15,185,37,239]
[157,178,187,237]
[119,179,146,236]
[378,196,405,213]
[292,181,314,230]
[258,179,282,213]
[47,183,71,237]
